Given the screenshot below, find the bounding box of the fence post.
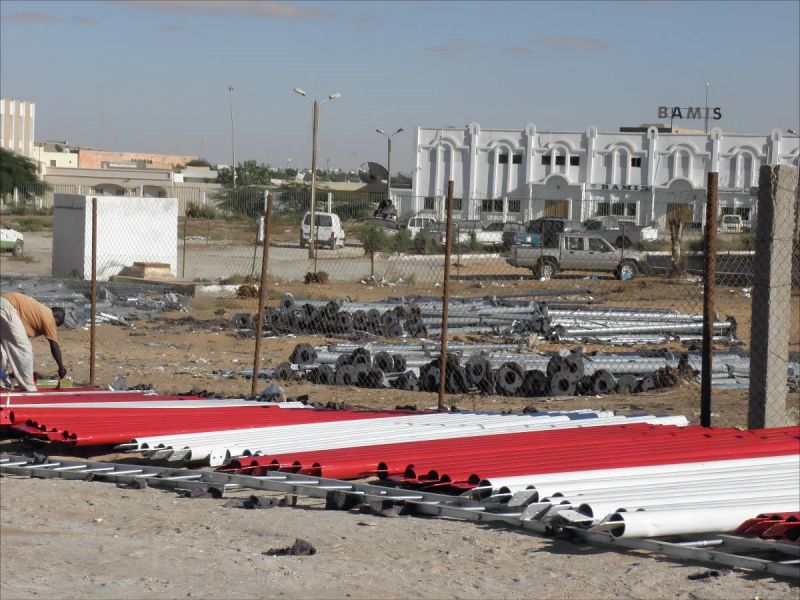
[89,197,98,387]
[748,165,797,429]
[701,171,719,427]
[181,211,188,278]
[438,181,454,411]
[327,192,333,213]
[251,194,273,396]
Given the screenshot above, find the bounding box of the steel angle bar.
[1,454,796,579]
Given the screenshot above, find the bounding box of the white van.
[405,215,436,240]
[300,211,345,249]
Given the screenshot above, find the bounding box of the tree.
[356,224,389,277]
[667,206,691,275]
[0,147,50,199]
[186,158,213,168]
[215,160,272,187]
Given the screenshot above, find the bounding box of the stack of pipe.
[232,293,739,345]
[1,388,412,446]
[124,410,687,467]
[463,429,800,538]
[278,343,785,397]
[734,512,800,541]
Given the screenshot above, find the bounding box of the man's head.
[51,307,65,327]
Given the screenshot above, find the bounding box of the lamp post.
[228,85,236,188]
[293,88,341,259]
[376,128,404,201]
[704,81,709,135]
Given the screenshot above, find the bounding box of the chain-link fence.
[1,171,797,429]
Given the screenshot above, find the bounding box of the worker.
[0,292,67,392]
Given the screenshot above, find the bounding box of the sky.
[1,0,798,173]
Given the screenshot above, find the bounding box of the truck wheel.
[535,260,557,280]
[616,260,638,281]
[615,236,632,249]
[299,238,306,248]
[12,240,23,256]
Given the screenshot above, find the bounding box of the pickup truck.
[506,232,649,280]
[584,216,658,247]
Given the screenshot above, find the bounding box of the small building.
[411,123,800,229]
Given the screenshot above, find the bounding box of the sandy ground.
[1,475,798,600]
[1,270,798,598]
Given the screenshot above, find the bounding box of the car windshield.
[426,222,447,232]
[486,222,505,231]
[303,214,333,227]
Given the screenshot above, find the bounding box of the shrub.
[186,202,216,219]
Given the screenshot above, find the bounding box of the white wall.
[52,194,178,281]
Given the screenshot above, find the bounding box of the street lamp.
[292,87,341,259]
[788,129,799,135]
[376,128,404,200]
[228,85,236,188]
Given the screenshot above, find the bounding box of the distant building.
[34,141,79,169]
[77,148,198,169]
[0,98,35,158]
[411,123,800,229]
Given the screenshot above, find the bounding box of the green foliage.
[186,158,213,168]
[185,202,216,219]
[0,148,50,198]
[2,204,52,216]
[212,186,266,219]
[216,160,273,187]
[9,217,51,232]
[356,224,390,255]
[392,228,413,253]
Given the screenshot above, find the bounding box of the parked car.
[584,216,659,247]
[404,215,437,240]
[506,232,649,280]
[455,220,505,248]
[719,214,749,233]
[417,221,472,247]
[299,211,346,249]
[501,222,527,250]
[515,217,584,248]
[0,223,24,256]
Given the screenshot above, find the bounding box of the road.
[2,231,760,284]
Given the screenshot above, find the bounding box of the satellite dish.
[358,162,389,184]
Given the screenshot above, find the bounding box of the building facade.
[0,98,35,158]
[411,123,800,228]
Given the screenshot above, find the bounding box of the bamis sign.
[658,106,722,120]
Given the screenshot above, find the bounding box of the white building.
[411,123,800,229]
[0,98,35,158]
[33,141,79,169]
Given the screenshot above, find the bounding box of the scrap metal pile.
[0,277,191,327]
[232,293,738,344]
[274,342,782,397]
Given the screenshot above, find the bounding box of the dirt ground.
[2,276,799,598]
[24,275,797,429]
[1,475,798,600]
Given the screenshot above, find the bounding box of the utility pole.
[376,128,404,202]
[228,85,236,188]
[704,82,710,135]
[292,88,341,261]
